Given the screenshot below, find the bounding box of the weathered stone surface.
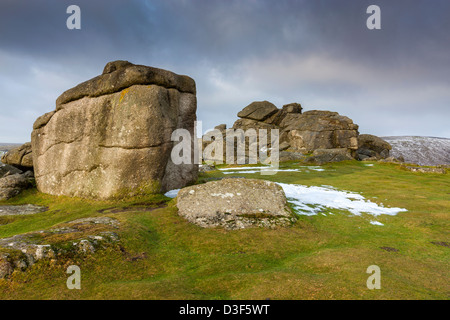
[1,142,33,170]
[278,151,307,162]
[102,60,133,74]
[280,111,359,153]
[357,134,392,160]
[237,101,278,121]
[262,102,302,126]
[32,111,55,130]
[304,148,354,165]
[32,61,198,199]
[56,61,196,108]
[0,163,22,178]
[282,103,302,114]
[279,141,290,151]
[204,104,359,165]
[232,118,277,131]
[0,173,33,201]
[176,178,296,229]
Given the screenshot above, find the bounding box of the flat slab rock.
[0,204,47,216]
[176,178,296,230]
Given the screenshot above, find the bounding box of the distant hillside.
[0,143,22,162]
[382,136,450,166]
[0,143,22,151]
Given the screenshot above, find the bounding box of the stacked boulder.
[31,61,198,199]
[202,101,360,164]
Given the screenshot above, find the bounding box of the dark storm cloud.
[0,0,449,142]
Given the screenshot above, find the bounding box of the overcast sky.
[0,0,449,143]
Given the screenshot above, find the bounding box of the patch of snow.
[277,183,407,217]
[370,221,384,226]
[222,168,301,175]
[164,189,180,198]
[301,166,326,172]
[219,166,269,171]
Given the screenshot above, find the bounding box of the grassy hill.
[0,160,448,299]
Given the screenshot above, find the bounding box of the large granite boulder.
[356,134,392,160]
[31,61,198,199]
[1,143,33,170]
[203,101,360,165]
[176,178,296,229]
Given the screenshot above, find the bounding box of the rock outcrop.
[176,178,296,229]
[0,172,34,201]
[31,61,198,199]
[1,142,33,170]
[356,134,392,160]
[202,101,359,164]
[279,110,359,153]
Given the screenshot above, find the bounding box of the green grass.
[0,160,448,299]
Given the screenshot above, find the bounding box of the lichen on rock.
[31,61,198,199]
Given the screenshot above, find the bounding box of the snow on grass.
[218,166,270,171]
[370,221,384,226]
[218,166,326,175]
[276,183,407,217]
[303,166,326,172]
[164,189,180,198]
